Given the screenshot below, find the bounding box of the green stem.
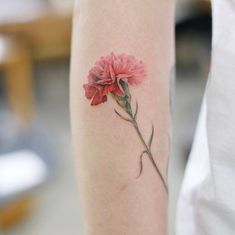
[112,87,168,193]
[127,105,168,194]
[132,118,168,193]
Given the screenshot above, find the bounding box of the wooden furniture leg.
[0,35,34,123]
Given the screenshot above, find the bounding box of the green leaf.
[119,80,130,95]
[136,150,148,179]
[119,80,131,103]
[148,124,154,149]
[134,101,138,119]
[112,93,126,109]
[114,109,132,122]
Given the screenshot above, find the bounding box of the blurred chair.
[0,2,72,61]
[0,150,49,228]
[0,0,72,123]
[0,195,35,228]
[0,35,34,123]
[0,0,72,228]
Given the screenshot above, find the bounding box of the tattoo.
[83,52,168,193]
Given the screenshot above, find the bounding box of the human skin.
[70,0,174,234]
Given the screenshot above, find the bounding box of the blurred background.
[0,0,211,234]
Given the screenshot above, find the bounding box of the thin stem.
[131,118,168,194]
[112,91,168,193]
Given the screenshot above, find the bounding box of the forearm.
[70,1,174,234]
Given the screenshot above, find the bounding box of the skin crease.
[70,1,175,234]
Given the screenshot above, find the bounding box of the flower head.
[83,52,146,105]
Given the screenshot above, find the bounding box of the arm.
[70,1,174,234]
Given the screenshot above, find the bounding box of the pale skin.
[70,0,174,234]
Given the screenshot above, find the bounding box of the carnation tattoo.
[83,52,168,193]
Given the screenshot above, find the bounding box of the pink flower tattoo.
[83,52,168,193]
